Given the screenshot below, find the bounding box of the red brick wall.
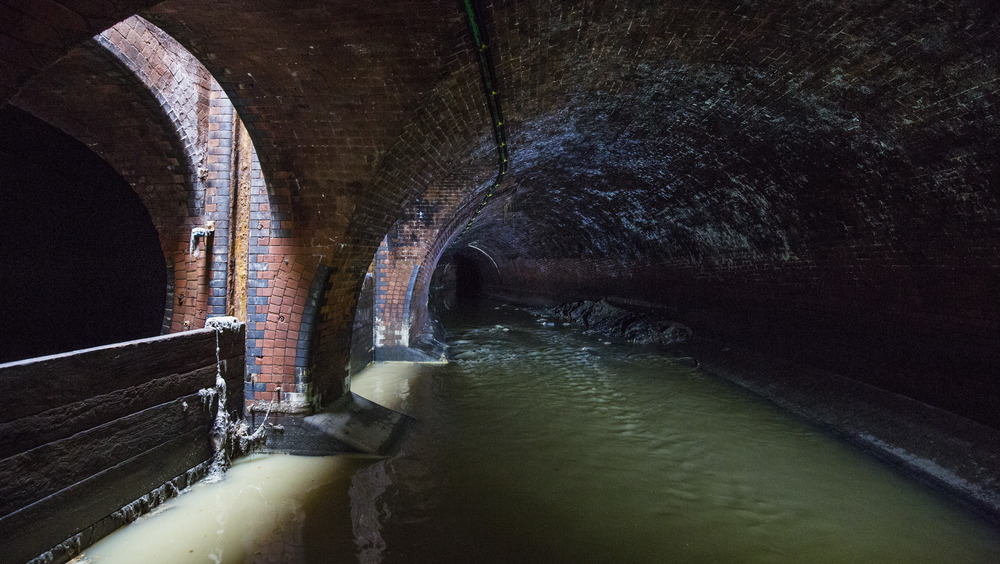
[2,0,997,422]
[139,0,490,404]
[373,163,497,348]
[8,15,308,405]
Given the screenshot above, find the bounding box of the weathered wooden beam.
[0,427,211,564]
[0,325,245,423]
[0,393,214,516]
[0,356,244,460]
[222,354,247,415]
[0,323,246,564]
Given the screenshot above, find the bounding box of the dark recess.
[454,252,484,301]
[0,106,166,363]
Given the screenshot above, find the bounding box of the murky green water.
[76,302,1000,563]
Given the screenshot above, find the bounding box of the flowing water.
[74,302,1000,563]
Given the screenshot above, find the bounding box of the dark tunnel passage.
[427,0,1000,429]
[453,252,485,302]
[1,0,1000,560]
[427,250,491,320]
[0,107,166,363]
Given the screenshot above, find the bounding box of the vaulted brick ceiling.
[462,0,999,265]
[6,0,995,286]
[2,0,997,422]
[142,0,490,248]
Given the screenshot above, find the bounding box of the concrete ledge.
[689,340,1000,525]
[255,393,415,457]
[375,345,446,363]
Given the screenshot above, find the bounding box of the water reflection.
[75,302,1000,563]
[363,303,1000,563]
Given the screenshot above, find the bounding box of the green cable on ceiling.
[463,0,484,50]
[457,0,510,241]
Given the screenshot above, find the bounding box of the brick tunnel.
[1,0,998,560]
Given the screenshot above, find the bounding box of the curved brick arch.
[93,17,221,335]
[10,40,201,332]
[0,0,166,102]
[96,16,212,213]
[92,16,285,401]
[1,0,997,427]
[447,0,1000,427]
[7,12,266,336]
[372,157,500,351]
[8,10,287,402]
[138,0,485,405]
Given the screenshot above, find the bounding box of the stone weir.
[0,321,245,564]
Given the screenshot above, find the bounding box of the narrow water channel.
[75,302,1000,563]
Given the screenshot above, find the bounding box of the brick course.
[1,0,997,423]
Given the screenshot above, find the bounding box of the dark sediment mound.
[546,299,692,347]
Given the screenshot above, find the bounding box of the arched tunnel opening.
[429,250,485,311]
[0,106,166,363]
[2,1,1000,562]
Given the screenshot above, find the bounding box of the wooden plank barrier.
[0,323,245,564]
